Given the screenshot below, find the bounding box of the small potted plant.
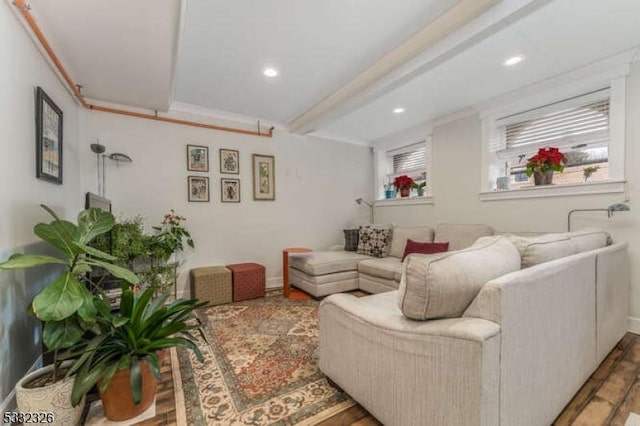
[525,147,567,185]
[66,286,206,421]
[411,181,426,197]
[0,205,139,425]
[394,175,414,198]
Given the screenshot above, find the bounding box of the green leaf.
[0,253,67,269]
[77,289,97,322]
[119,287,135,318]
[72,262,92,276]
[43,317,83,350]
[112,317,130,328]
[71,242,117,261]
[86,259,139,284]
[34,220,78,257]
[32,272,85,321]
[98,362,120,393]
[147,353,162,380]
[77,208,115,245]
[129,357,142,405]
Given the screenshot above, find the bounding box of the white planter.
[15,362,85,426]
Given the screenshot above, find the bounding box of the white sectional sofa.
[289,223,494,297]
[319,229,629,426]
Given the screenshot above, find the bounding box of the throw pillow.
[357,225,393,258]
[343,229,359,251]
[401,240,449,261]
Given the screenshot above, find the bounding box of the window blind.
[387,141,429,180]
[495,89,610,155]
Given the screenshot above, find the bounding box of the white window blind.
[387,142,429,181]
[495,89,610,155]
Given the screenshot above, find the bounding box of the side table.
[282,247,312,299]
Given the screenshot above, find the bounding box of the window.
[494,89,610,188]
[481,74,626,199]
[374,139,432,200]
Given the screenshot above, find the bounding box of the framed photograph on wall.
[221,178,240,202]
[188,176,210,202]
[36,87,63,184]
[252,154,275,201]
[219,149,239,174]
[186,144,209,172]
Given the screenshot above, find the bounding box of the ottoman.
[226,263,266,301]
[189,266,232,306]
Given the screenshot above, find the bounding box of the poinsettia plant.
[525,147,568,177]
[393,175,414,189]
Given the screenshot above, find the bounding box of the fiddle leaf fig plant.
[0,204,139,382]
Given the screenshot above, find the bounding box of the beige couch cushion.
[398,235,521,320]
[508,233,578,268]
[388,226,434,259]
[568,228,611,252]
[358,257,403,282]
[434,223,495,251]
[289,251,371,275]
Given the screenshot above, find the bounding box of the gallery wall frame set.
[36,87,63,184]
[252,154,275,201]
[188,176,210,202]
[219,149,239,174]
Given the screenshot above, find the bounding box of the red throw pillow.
[402,240,449,261]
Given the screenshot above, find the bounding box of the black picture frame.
[219,149,240,174]
[36,87,63,184]
[188,176,210,202]
[186,144,209,172]
[221,178,240,202]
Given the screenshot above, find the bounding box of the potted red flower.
[394,175,414,198]
[525,147,568,186]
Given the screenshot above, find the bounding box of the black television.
[85,192,111,212]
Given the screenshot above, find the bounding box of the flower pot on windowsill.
[399,187,410,198]
[533,170,554,186]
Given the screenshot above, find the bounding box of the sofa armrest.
[319,292,500,426]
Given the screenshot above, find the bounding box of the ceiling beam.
[288,0,501,134]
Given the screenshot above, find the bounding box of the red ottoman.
[226,263,266,301]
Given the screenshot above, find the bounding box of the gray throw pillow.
[343,229,359,251]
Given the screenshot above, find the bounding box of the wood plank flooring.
[133,332,640,426]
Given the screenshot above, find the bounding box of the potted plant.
[65,286,206,421]
[393,175,414,198]
[525,147,567,185]
[149,209,195,262]
[411,181,426,197]
[0,205,139,425]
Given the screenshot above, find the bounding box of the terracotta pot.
[534,170,554,185]
[16,361,85,426]
[99,360,157,421]
[399,187,410,198]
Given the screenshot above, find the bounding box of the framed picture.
[221,178,240,202]
[188,176,210,202]
[252,154,275,201]
[187,144,209,172]
[36,87,63,184]
[220,149,239,174]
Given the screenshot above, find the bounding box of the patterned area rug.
[177,293,355,425]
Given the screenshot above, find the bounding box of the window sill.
[479,180,626,201]
[374,196,434,207]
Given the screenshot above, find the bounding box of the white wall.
[375,61,640,324]
[0,1,82,408]
[79,111,373,296]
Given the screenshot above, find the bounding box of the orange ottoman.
[226,263,266,301]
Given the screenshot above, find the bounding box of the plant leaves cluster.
[63,286,206,406]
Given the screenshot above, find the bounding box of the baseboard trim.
[628,317,640,334]
[0,355,42,418]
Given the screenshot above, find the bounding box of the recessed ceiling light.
[263,67,278,77]
[393,108,405,114]
[503,55,525,67]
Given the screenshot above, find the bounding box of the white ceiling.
[29,0,181,110]
[20,0,640,143]
[172,0,461,123]
[323,0,640,141]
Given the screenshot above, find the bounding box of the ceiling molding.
[169,101,288,131]
[307,131,371,147]
[288,0,501,134]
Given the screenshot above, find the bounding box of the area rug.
[177,293,355,425]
